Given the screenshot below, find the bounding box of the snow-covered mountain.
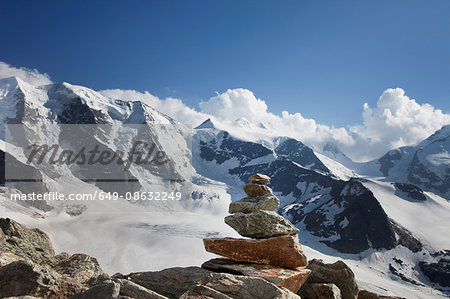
[1,76,449,298]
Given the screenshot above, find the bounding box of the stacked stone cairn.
[202,173,311,294]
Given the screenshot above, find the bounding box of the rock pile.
[202,173,311,293]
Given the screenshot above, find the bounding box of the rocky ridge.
[0,215,405,299]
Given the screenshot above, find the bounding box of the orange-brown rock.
[203,236,308,269]
[248,173,271,185]
[243,183,272,197]
[202,258,311,293]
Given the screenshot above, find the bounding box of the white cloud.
[102,87,449,162]
[5,61,447,162]
[347,88,450,160]
[0,61,52,85]
[100,89,209,126]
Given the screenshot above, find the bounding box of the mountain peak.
[195,118,216,129]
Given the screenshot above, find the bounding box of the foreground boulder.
[300,283,342,299]
[51,252,105,284]
[202,258,311,293]
[123,266,300,299]
[0,218,54,265]
[204,236,307,268]
[0,259,85,298]
[300,259,359,299]
[224,210,299,239]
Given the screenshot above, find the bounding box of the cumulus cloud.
[347,88,450,160]
[5,61,448,162]
[0,61,52,85]
[102,87,449,161]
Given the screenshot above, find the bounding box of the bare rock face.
[0,260,85,298]
[124,266,300,299]
[229,194,280,214]
[248,173,271,185]
[0,218,54,265]
[305,259,359,299]
[51,253,105,284]
[181,271,301,299]
[0,252,24,267]
[71,280,120,299]
[225,210,299,239]
[300,283,342,299]
[202,258,311,293]
[203,236,307,269]
[243,183,273,197]
[117,278,169,299]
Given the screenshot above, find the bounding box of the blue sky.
[0,0,449,127]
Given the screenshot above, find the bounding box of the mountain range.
[1,76,449,298]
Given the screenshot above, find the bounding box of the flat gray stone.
[229,194,280,214]
[224,210,299,239]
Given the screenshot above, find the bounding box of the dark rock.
[419,258,450,287]
[304,259,358,299]
[299,283,342,299]
[393,183,427,201]
[0,260,85,298]
[71,280,120,299]
[125,266,213,298]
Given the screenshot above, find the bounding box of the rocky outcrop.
[203,236,307,268]
[419,256,450,287]
[0,218,105,298]
[300,283,342,299]
[0,218,54,265]
[202,258,311,293]
[0,259,85,298]
[300,259,359,299]
[0,216,401,299]
[121,266,300,299]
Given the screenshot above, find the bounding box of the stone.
[125,266,300,299]
[357,290,406,299]
[0,252,24,267]
[0,218,55,265]
[0,260,85,298]
[125,266,213,298]
[229,194,280,214]
[248,173,271,185]
[202,258,311,293]
[224,210,299,239]
[306,259,359,299]
[299,283,342,299]
[203,236,307,268]
[51,253,106,284]
[71,280,120,299]
[243,183,272,197]
[180,284,233,299]
[117,278,169,299]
